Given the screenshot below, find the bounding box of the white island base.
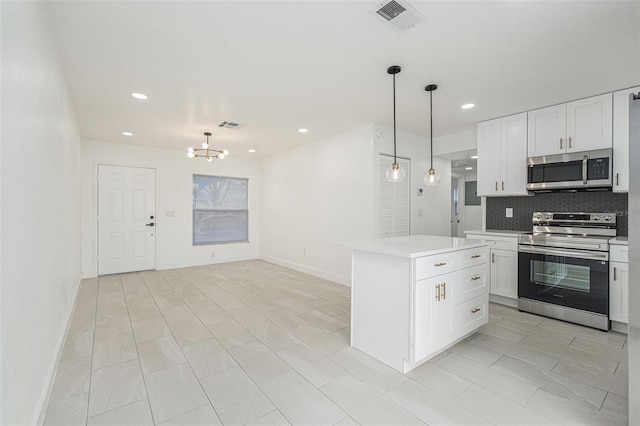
[349,235,490,373]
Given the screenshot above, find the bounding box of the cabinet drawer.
[458,294,488,336]
[491,239,518,251]
[610,245,628,263]
[415,252,457,280]
[458,264,489,303]
[458,247,489,269]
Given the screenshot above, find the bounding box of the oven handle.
[518,245,609,261]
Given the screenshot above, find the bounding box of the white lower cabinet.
[466,233,519,305]
[610,243,629,324]
[490,249,518,299]
[350,241,490,373]
[412,248,489,365]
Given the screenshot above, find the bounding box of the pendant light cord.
[429,89,433,169]
[393,73,397,164]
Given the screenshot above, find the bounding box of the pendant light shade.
[424,84,440,186]
[386,65,406,183]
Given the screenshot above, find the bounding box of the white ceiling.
[47,1,640,159]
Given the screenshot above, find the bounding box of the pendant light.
[385,65,406,183]
[187,132,229,162]
[424,84,440,185]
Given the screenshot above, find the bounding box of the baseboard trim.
[35,276,82,426]
[489,293,518,308]
[260,255,350,286]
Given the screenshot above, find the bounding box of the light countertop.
[465,229,528,238]
[610,237,628,245]
[346,235,488,258]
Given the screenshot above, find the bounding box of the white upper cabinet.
[613,86,640,193]
[477,112,528,197]
[527,104,567,157]
[527,93,612,157]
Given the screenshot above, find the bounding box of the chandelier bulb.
[187,151,195,158]
[188,147,194,153]
[222,150,229,156]
[206,156,213,162]
[218,154,225,160]
[202,142,209,149]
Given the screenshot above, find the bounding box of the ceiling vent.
[218,121,245,130]
[372,0,425,31]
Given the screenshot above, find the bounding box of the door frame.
[93,161,157,276]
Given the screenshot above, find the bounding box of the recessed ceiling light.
[465,167,473,170]
[248,149,256,153]
[461,103,475,109]
[470,155,478,159]
[298,128,308,133]
[131,92,148,100]
[122,131,133,136]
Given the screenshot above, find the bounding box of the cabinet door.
[413,272,456,361]
[413,277,437,360]
[433,273,457,348]
[490,249,518,299]
[477,119,501,196]
[501,113,528,195]
[610,261,629,323]
[613,86,640,193]
[527,104,567,157]
[566,93,613,152]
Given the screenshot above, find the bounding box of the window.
[193,175,248,245]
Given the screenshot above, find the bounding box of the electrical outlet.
[506,208,513,218]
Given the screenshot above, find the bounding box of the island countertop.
[347,235,488,259]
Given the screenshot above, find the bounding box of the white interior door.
[98,165,156,275]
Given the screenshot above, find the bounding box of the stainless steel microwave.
[526,148,612,191]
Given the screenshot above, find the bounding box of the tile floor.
[44,260,629,425]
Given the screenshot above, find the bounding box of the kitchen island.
[349,235,489,373]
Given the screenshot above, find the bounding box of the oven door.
[518,246,609,315]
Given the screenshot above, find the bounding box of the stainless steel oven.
[518,212,615,330]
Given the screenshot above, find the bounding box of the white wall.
[260,125,376,285]
[433,129,477,156]
[0,2,83,424]
[260,123,452,286]
[373,125,452,238]
[81,139,261,278]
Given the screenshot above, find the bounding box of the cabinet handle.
[436,284,441,301]
[471,276,481,281]
[442,282,446,300]
[434,262,447,267]
[616,173,619,186]
[614,267,617,281]
[502,181,505,191]
[471,308,481,314]
[569,137,572,149]
[560,138,563,149]
[492,253,495,263]
[471,254,482,259]
[495,181,498,191]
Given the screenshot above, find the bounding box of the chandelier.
[187,132,228,162]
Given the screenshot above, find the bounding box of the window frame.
[192,174,249,245]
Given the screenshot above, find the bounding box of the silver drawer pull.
[434,262,447,267]
[471,276,481,281]
[471,308,481,314]
[471,254,482,259]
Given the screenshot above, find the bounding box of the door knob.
[146,223,155,227]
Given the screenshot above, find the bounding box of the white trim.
[260,255,350,287]
[34,277,82,426]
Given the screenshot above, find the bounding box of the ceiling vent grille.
[372,0,425,31]
[218,121,245,130]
